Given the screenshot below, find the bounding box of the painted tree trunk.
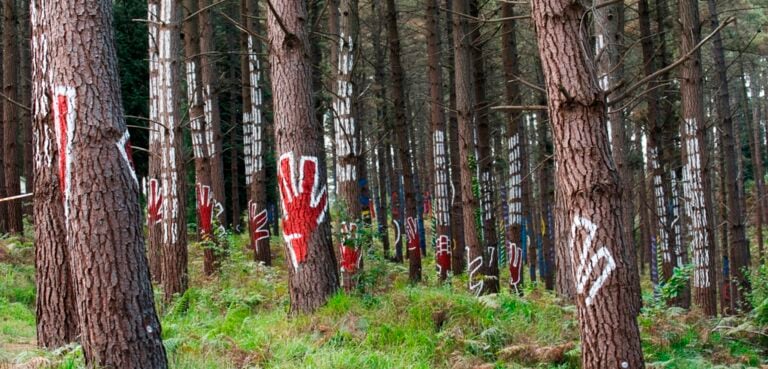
[3,0,23,234]
[332,0,363,290]
[426,0,451,281]
[198,0,227,229]
[678,0,718,316]
[241,0,271,265]
[453,0,485,295]
[536,110,556,291]
[31,0,78,346]
[183,0,216,274]
[35,0,168,366]
[157,0,188,301]
[531,0,645,366]
[385,0,422,283]
[146,0,163,283]
[267,0,340,313]
[501,2,531,293]
[469,0,499,293]
[444,0,465,275]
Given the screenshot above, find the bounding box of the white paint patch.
[569,215,616,306]
[681,118,711,288]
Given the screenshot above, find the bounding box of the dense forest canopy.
[0,0,767,367]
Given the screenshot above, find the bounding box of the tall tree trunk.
[708,0,750,311]
[241,0,271,265]
[678,0,717,316]
[371,0,390,259]
[3,0,23,233]
[385,0,422,283]
[469,0,499,293]
[267,0,340,313]
[501,2,533,292]
[747,69,766,264]
[426,0,451,280]
[332,0,363,290]
[31,0,78,346]
[157,0,188,300]
[37,0,168,366]
[537,110,556,291]
[183,0,216,274]
[198,0,226,229]
[445,0,465,275]
[147,0,163,282]
[531,0,645,367]
[453,0,484,295]
[19,1,33,204]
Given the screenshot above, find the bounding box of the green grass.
[1,232,766,368]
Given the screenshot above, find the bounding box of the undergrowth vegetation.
[1,230,766,368]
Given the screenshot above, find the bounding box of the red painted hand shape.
[508,241,523,287]
[196,184,214,237]
[278,153,328,269]
[406,216,419,254]
[147,179,163,225]
[435,235,451,275]
[339,222,361,273]
[248,201,270,244]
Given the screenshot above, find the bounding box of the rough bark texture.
[157,0,188,301]
[198,0,227,228]
[371,0,390,259]
[453,0,485,295]
[146,0,163,282]
[241,0,272,265]
[426,0,451,281]
[267,0,340,313]
[469,0,499,293]
[678,0,717,316]
[501,2,534,292]
[531,0,645,367]
[4,0,23,233]
[707,0,750,311]
[31,0,79,346]
[386,0,421,283]
[445,0,465,275]
[36,0,168,367]
[747,69,766,264]
[332,0,363,290]
[183,0,216,274]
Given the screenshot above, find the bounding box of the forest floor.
[1,227,767,369]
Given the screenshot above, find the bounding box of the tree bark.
[267,0,340,313]
[3,0,23,233]
[531,0,645,366]
[747,68,766,264]
[198,0,226,228]
[241,0,272,265]
[332,0,364,290]
[371,0,390,259]
[385,0,422,283]
[146,0,163,283]
[157,0,188,301]
[678,0,717,316]
[444,0,465,276]
[31,0,79,346]
[183,0,216,274]
[453,0,485,295]
[707,0,750,311]
[426,0,451,281]
[501,1,533,292]
[469,0,499,293]
[19,1,33,206]
[36,0,168,366]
